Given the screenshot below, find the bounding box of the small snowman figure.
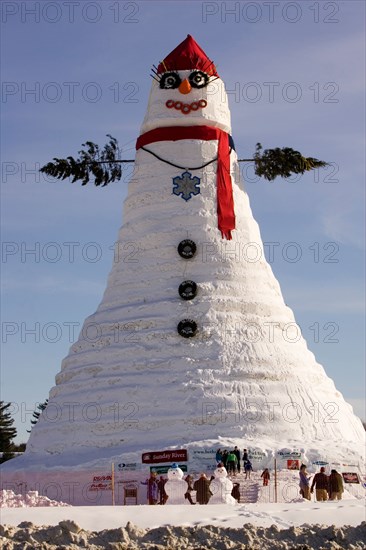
[164,463,189,505]
[209,463,237,505]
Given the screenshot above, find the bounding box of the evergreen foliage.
[40,136,328,186]
[40,135,123,186]
[0,401,17,463]
[27,399,49,433]
[253,142,327,181]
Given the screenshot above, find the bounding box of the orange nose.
[179,79,191,94]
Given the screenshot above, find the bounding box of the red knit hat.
[157,35,218,76]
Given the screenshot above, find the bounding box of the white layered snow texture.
[3,59,364,479]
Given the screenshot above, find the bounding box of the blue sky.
[1,0,365,442]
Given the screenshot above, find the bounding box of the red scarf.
[136,126,236,240]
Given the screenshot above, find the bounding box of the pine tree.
[0,401,17,464]
[27,399,49,433]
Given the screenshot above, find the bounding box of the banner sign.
[116,479,139,486]
[117,462,139,471]
[190,449,216,461]
[277,450,302,460]
[287,460,300,470]
[248,450,266,461]
[150,464,188,475]
[88,474,112,491]
[142,449,188,464]
[342,472,360,484]
[313,461,329,466]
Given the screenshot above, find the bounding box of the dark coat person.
[215,449,223,464]
[310,467,329,501]
[231,482,240,502]
[261,468,270,486]
[158,476,168,504]
[193,473,212,504]
[233,446,241,472]
[184,474,195,505]
[328,469,344,500]
[244,460,253,479]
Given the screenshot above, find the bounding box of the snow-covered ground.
[1,496,365,549]
[1,496,365,531]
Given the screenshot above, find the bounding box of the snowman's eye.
[189,70,209,89]
[160,72,181,89]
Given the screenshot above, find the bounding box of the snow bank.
[1,493,365,549]
[1,518,365,549]
[0,490,70,508]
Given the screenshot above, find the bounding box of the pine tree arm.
[40,137,328,186]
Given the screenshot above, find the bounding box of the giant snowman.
[4,36,364,472]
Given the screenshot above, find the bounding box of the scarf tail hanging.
[136,126,236,240]
[217,132,235,240]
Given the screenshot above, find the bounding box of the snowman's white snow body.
[164,466,189,505]
[22,35,366,469]
[209,465,236,505]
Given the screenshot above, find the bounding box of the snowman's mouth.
[165,99,207,115]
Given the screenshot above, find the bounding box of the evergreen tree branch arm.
[40,136,328,186]
[251,143,328,181]
[39,135,130,186]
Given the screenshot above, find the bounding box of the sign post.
[274,458,277,503]
[111,463,115,506]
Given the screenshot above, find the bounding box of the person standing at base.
[158,475,168,505]
[226,451,238,476]
[299,464,311,501]
[244,460,253,479]
[233,446,241,473]
[329,469,344,500]
[141,471,159,505]
[242,449,249,468]
[184,474,195,505]
[215,449,223,464]
[310,467,329,501]
[261,468,270,486]
[193,473,212,504]
[231,482,240,502]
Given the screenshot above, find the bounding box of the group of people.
[143,462,345,505]
[299,464,344,501]
[142,470,236,505]
[215,447,253,479]
[141,472,166,505]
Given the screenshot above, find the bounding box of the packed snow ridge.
[0,490,70,508]
[1,520,365,549]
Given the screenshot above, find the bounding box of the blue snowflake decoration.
[172,171,201,201]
